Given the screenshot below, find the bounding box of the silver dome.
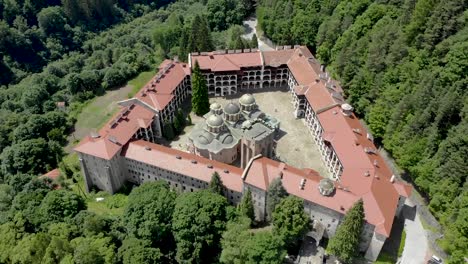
[224,102,240,114]
[196,131,214,145]
[206,114,224,127]
[239,94,255,105]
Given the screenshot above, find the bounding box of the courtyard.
[164,88,329,177]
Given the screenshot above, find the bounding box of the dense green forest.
[0,0,274,262]
[258,0,467,262]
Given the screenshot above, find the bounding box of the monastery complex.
[74,46,412,261]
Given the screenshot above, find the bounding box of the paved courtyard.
[164,89,329,177]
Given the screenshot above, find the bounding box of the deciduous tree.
[172,190,229,263]
[272,196,310,248]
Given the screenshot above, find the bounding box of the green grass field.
[65,70,155,152]
[127,70,155,97]
[398,229,406,257]
[374,252,396,264]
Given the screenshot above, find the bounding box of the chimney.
[390,175,395,183]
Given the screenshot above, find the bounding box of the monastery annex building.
[75,46,412,261]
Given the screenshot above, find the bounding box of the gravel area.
[166,89,329,176]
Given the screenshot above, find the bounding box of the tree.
[1,138,59,175]
[172,190,229,263]
[327,199,365,263]
[42,236,74,264]
[266,178,288,221]
[191,60,210,116]
[174,109,186,133]
[220,216,285,264]
[123,181,176,250]
[162,120,175,140]
[209,171,224,196]
[37,6,67,35]
[39,190,86,224]
[272,196,310,248]
[220,217,251,264]
[118,237,163,264]
[10,233,51,264]
[250,34,258,48]
[187,15,214,53]
[71,235,116,264]
[238,189,255,223]
[243,231,286,264]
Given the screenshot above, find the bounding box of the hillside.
[258,0,467,262]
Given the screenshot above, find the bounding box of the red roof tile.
[244,157,358,216]
[316,105,410,236]
[41,168,61,180]
[136,60,189,111]
[74,104,154,160]
[122,140,243,192]
[191,51,262,71]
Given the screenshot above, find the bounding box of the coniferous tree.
[327,199,365,263]
[162,120,175,140]
[238,188,255,223]
[250,34,258,48]
[266,178,288,221]
[234,35,245,50]
[187,15,214,53]
[209,172,224,196]
[191,61,210,116]
[173,109,185,133]
[198,17,214,52]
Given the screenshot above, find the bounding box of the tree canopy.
[191,60,210,116]
[272,196,310,248]
[172,190,229,263]
[266,177,288,221]
[123,181,176,251]
[327,199,365,263]
[258,0,468,260]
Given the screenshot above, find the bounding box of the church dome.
[224,102,240,114]
[196,131,214,145]
[318,178,335,196]
[221,134,234,144]
[239,94,256,105]
[210,102,221,110]
[206,114,224,127]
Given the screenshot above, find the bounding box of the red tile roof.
[41,168,61,181]
[122,140,243,192]
[315,105,408,236]
[244,157,358,216]
[136,60,189,111]
[191,51,263,71]
[74,104,154,160]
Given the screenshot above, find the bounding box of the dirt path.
[242,17,275,51]
[65,85,134,152]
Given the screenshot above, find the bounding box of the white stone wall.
[304,200,343,237]
[124,158,242,205]
[78,152,125,193]
[244,183,267,221]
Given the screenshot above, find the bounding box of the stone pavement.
[400,200,429,264]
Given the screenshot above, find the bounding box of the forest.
[258,0,467,262]
[0,0,466,262]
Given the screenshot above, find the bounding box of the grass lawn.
[65,70,155,152]
[374,252,396,264]
[127,70,155,97]
[398,229,406,257]
[68,175,128,217]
